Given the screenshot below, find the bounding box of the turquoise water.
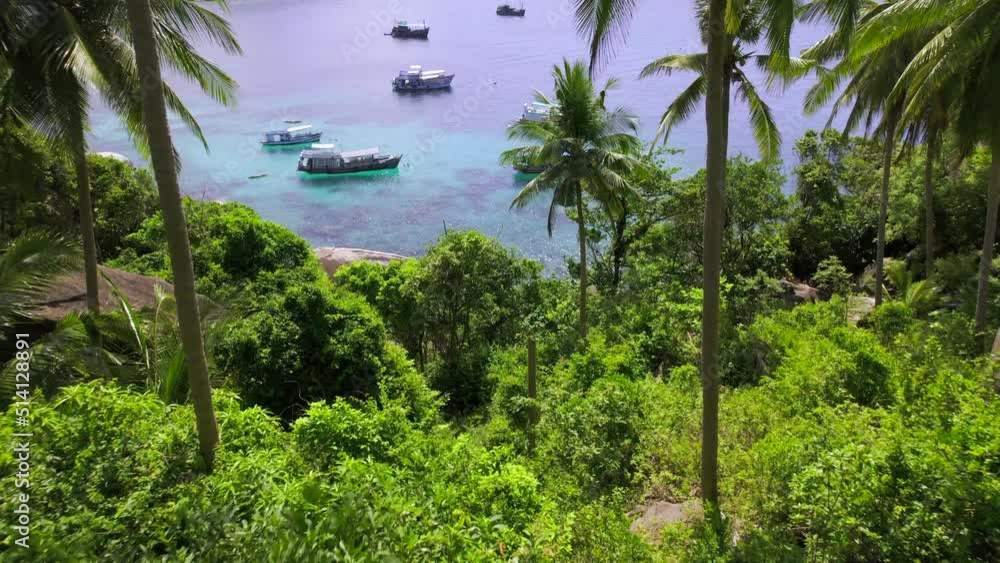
[88,0,831,270]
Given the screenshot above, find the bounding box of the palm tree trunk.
[72,142,100,314]
[923,125,938,278]
[126,0,219,471]
[701,0,728,516]
[874,111,899,307]
[576,187,589,340]
[975,129,1000,350]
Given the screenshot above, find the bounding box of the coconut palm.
[125,0,221,471]
[802,1,933,308]
[850,0,1000,348]
[0,229,80,334]
[639,0,789,161]
[0,0,240,315]
[572,0,868,517]
[501,59,643,340]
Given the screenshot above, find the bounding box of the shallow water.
[89,0,831,270]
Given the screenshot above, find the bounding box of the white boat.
[393,65,455,91]
[261,124,322,146]
[298,144,403,175]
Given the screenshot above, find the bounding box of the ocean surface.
[89,0,832,271]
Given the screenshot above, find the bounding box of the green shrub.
[87,154,158,260]
[537,376,646,498]
[293,400,413,468]
[861,301,915,345]
[214,280,387,419]
[112,199,322,300]
[811,255,853,297]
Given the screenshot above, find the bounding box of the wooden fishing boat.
[261,125,322,146]
[393,65,454,91]
[298,145,402,175]
[497,4,526,16]
[388,20,429,38]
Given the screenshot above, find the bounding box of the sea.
[88,0,831,271]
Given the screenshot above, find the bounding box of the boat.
[297,144,403,175]
[513,163,548,174]
[497,4,526,16]
[393,65,455,91]
[388,20,429,38]
[520,101,554,123]
[261,124,322,146]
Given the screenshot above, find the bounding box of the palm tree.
[501,59,643,340]
[0,229,80,334]
[850,0,1000,349]
[572,0,867,519]
[801,2,926,309]
[639,0,787,161]
[0,0,240,315]
[125,0,221,471]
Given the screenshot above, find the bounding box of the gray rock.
[314,247,408,278]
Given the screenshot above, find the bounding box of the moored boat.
[297,144,402,175]
[388,20,429,38]
[261,125,322,146]
[393,65,455,91]
[520,101,553,123]
[513,162,548,174]
[497,4,526,16]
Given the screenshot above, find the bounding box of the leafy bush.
[0,383,553,560]
[811,255,852,297]
[214,280,387,419]
[86,154,158,260]
[112,199,322,300]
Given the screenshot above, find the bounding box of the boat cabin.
[298,146,382,171]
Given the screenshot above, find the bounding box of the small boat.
[248,173,269,180]
[261,124,322,146]
[514,163,548,174]
[521,101,554,123]
[497,4,526,16]
[388,20,429,38]
[284,119,303,124]
[298,144,403,175]
[393,65,455,91]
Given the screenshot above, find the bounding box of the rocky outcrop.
[34,266,173,322]
[314,247,407,278]
[778,279,826,304]
[629,500,703,545]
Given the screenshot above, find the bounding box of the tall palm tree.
[501,59,643,340]
[573,0,867,518]
[0,0,240,315]
[639,0,787,162]
[801,2,924,308]
[125,0,221,471]
[851,0,1000,348]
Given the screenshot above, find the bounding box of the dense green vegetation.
[3,0,1000,559]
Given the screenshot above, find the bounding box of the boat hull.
[497,8,526,16]
[299,155,403,175]
[514,164,547,174]
[393,75,454,91]
[390,29,429,38]
[261,132,323,146]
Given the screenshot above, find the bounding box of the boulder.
[314,247,407,278]
[629,500,702,545]
[778,279,826,304]
[34,266,173,322]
